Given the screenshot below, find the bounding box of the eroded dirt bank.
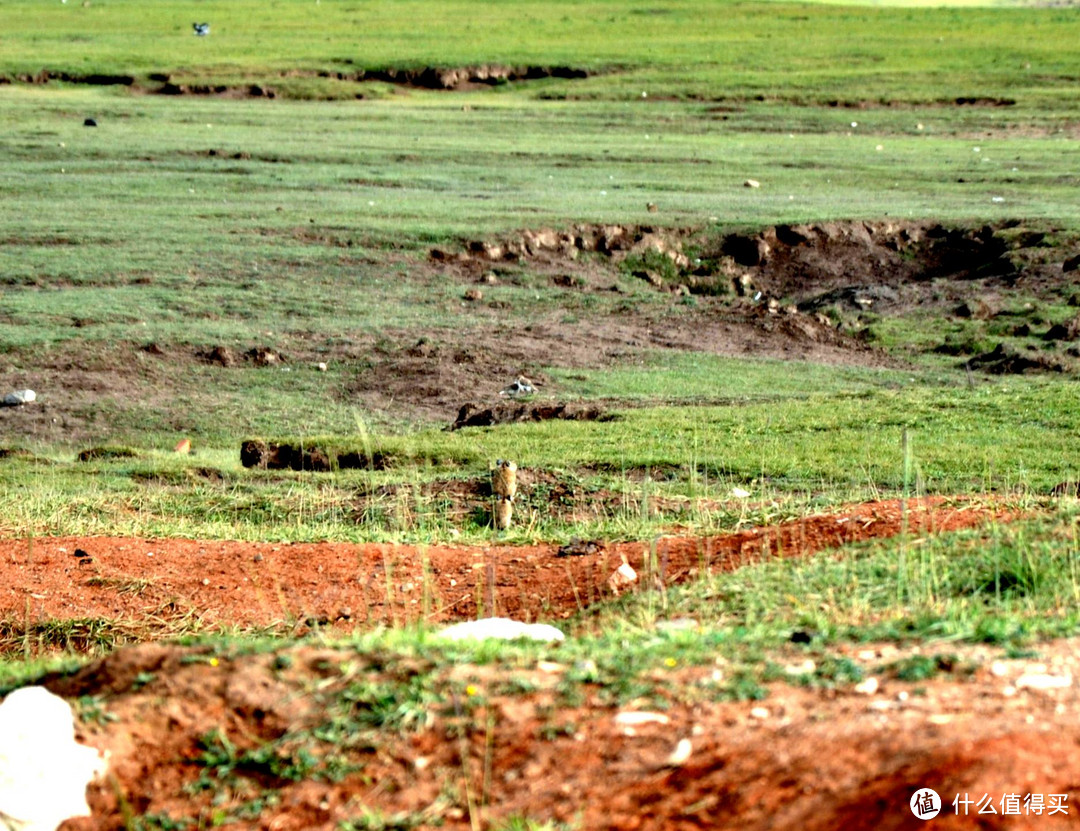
[2,497,1013,647]
[14,496,1069,831]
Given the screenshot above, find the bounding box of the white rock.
[608,562,637,591]
[784,660,816,676]
[437,617,565,643]
[749,706,770,720]
[743,179,761,189]
[614,711,669,728]
[990,660,1009,678]
[854,677,879,695]
[730,487,751,499]
[2,390,35,406]
[665,738,693,766]
[1016,673,1072,691]
[0,687,106,831]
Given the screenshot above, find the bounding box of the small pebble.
[666,738,693,766]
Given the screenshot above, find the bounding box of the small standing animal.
[491,459,518,500]
[193,22,210,36]
[491,459,518,530]
[494,498,513,530]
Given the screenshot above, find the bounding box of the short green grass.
[0,368,1072,543]
[4,0,1080,105]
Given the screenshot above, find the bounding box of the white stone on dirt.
[2,390,35,406]
[437,617,565,643]
[614,711,669,731]
[0,687,106,831]
[854,677,879,696]
[608,562,637,590]
[1015,673,1072,691]
[784,660,816,676]
[749,706,770,720]
[665,738,693,767]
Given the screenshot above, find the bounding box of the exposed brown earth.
[4,220,1078,443]
[1,64,591,98]
[0,496,1009,643]
[47,632,1080,831]
[10,497,1077,830]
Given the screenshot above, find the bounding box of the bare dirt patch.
[0,497,1014,644]
[343,301,890,424]
[12,498,1074,831]
[345,64,590,91]
[449,399,610,430]
[45,633,1080,831]
[5,219,1079,444]
[1,65,592,99]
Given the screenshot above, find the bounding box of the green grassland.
[1,0,1079,537]
[3,0,1080,760]
[5,0,1080,104]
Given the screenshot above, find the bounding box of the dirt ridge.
[0,497,1017,647]
[1,64,591,98]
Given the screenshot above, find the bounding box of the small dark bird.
[83,117,97,127]
[193,22,210,36]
